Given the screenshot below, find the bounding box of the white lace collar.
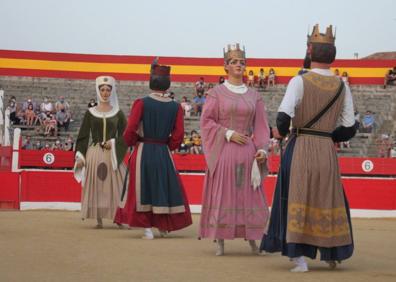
[224,80,248,94]
[88,106,119,118]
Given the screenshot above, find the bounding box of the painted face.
[99,85,112,102]
[225,57,246,78]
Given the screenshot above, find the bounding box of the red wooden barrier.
[17,150,396,176]
[20,171,81,202]
[19,149,75,169]
[0,146,12,171]
[0,171,19,209]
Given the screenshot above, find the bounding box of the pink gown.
[199,84,270,240]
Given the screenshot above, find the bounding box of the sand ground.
[0,211,395,282]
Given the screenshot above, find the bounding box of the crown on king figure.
[223,43,246,62]
[307,24,336,45]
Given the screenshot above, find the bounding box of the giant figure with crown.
[198,43,271,256]
[260,24,357,272]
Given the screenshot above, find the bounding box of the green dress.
[74,107,127,220]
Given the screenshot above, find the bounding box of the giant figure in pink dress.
[199,44,270,255]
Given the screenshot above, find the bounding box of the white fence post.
[4,108,10,146]
[0,90,4,145]
[12,127,21,172]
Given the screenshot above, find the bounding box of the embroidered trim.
[135,143,144,211]
[287,203,350,238]
[137,205,185,214]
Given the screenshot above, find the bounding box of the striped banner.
[1,50,395,84]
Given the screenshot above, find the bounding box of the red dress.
[114,97,192,231]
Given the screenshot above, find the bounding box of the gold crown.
[307,24,335,45]
[223,43,246,62]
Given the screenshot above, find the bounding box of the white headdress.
[95,76,119,112]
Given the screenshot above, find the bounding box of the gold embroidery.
[288,203,350,238]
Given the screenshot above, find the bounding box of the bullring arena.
[1,50,396,281]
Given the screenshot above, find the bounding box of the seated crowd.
[5,70,395,158]
[6,95,75,151]
[21,135,74,151]
[7,95,72,136]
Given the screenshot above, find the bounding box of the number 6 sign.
[43,153,55,165]
[361,160,374,172]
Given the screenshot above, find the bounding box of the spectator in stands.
[55,96,70,112]
[43,142,51,150]
[22,136,33,150]
[258,68,266,89]
[192,90,206,116]
[383,67,396,89]
[342,71,349,85]
[354,111,360,131]
[37,97,53,126]
[25,103,36,126]
[53,139,63,150]
[190,130,202,154]
[16,108,26,125]
[269,137,280,155]
[177,132,191,154]
[361,110,375,133]
[34,140,42,150]
[218,76,225,84]
[44,114,57,136]
[40,96,54,113]
[334,68,340,77]
[37,110,49,129]
[390,145,396,158]
[267,68,276,87]
[63,135,74,151]
[183,131,192,149]
[195,77,206,95]
[377,134,392,158]
[56,106,71,131]
[247,70,255,87]
[7,96,18,124]
[88,98,97,108]
[22,97,36,111]
[180,96,192,118]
